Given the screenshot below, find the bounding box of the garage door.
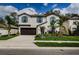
[21,28,36,35]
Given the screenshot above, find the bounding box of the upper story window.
[37,17,43,23]
[21,16,28,23]
[50,17,56,24]
[50,17,55,22]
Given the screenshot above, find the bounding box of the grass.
[35,42,79,47]
[35,35,79,41]
[0,34,18,40]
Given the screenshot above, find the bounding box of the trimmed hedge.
[35,42,79,47]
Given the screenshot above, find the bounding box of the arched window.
[22,16,28,23]
[50,17,55,22]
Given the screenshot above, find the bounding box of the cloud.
[52,4,58,8]
[43,3,48,6]
[0,5,38,17]
[62,3,79,14]
[53,8,61,11]
[0,5,37,17]
[53,8,63,15]
[18,7,38,15]
[0,5,18,17]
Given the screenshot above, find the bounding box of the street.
[0,47,79,55]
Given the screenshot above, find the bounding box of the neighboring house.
[0,23,18,36]
[0,24,7,35]
[68,17,79,32]
[63,16,79,35]
[18,13,60,35]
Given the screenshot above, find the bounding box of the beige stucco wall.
[0,28,8,35]
[19,14,47,28]
[68,20,79,32]
[62,21,69,35]
[10,29,18,34]
[0,28,18,35]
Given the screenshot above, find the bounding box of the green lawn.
[0,34,18,40]
[35,35,79,41]
[35,42,79,47]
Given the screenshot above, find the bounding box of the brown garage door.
[21,28,36,35]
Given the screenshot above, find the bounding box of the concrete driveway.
[0,35,37,48]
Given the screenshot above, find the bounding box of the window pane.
[37,17,42,23]
[22,16,28,23]
[50,17,55,22]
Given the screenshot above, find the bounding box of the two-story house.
[18,13,60,35]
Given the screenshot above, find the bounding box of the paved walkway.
[0,35,37,48]
[34,40,79,43]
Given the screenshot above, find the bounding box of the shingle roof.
[0,24,18,29]
[18,12,58,17]
[0,24,6,28]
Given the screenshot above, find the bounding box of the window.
[50,17,56,24]
[22,16,28,23]
[37,17,43,23]
[73,21,78,25]
[50,17,55,22]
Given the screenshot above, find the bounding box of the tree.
[50,19,56,34]
[10,12,18,26]
[5,15,17,36]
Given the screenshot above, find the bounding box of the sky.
[0,3,70,13]
[0,3,79,17]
